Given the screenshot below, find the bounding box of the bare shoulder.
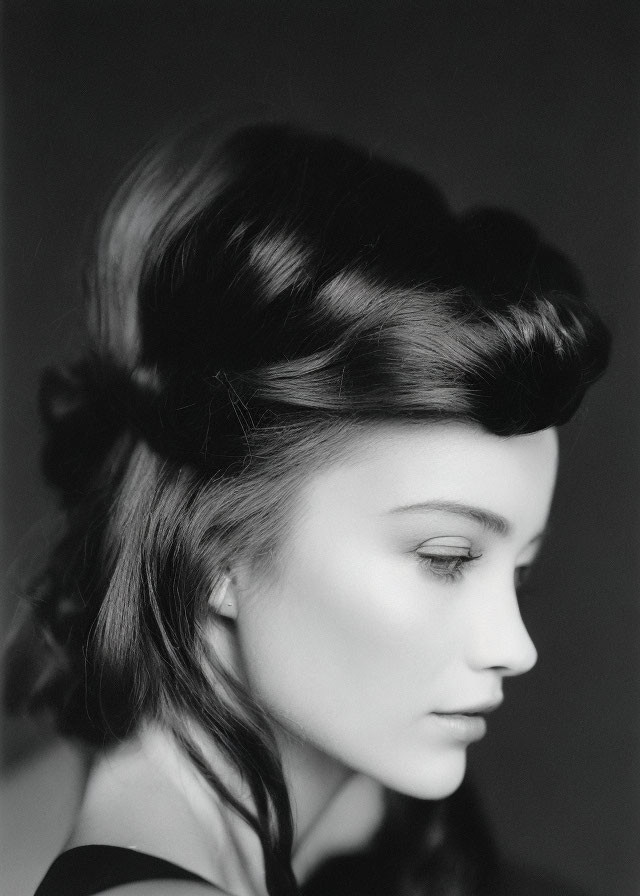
[87,880,231,895]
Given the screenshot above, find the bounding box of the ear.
[208,573,239,621]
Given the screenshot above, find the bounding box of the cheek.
[235,548,458,745]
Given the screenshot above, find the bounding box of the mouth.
[437,697,503,715]
[430,698,503,742]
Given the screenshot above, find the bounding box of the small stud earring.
[209,574,236,619]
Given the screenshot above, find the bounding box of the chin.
[379,749,467,800]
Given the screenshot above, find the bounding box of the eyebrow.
[388,500,511,537]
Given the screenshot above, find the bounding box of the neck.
[275,727,353,850]
[68,724,267,896]
[68,722,384,893]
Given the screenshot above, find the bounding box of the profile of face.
[221,422,558,801]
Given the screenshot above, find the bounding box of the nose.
[467,580,538,677]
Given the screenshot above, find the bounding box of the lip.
[431,712,488,742]
[429,697,503,743]
[437,697,503,715]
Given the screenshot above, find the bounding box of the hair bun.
[39,358,137,499]
[39,355,240,493]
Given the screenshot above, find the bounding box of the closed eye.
[417,550,482,583]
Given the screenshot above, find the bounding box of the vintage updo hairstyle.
[7,119,610,896]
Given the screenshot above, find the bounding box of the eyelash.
[417,552,482,582]
[416,553,536,590]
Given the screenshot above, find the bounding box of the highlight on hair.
[5,119,610,896]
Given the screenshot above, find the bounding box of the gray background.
[2,2,639,895]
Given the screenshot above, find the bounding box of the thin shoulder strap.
[34,844,229,896]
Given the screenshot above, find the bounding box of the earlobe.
[208,574,238,620]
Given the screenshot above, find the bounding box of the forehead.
[297,422,559,538]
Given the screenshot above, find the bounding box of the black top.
[34,844,591,896]
[34,845,226,896]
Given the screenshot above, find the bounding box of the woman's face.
[231,422,558,799]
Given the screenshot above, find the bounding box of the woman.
[7,120,610,895]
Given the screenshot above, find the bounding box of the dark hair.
[5,120,610,895]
